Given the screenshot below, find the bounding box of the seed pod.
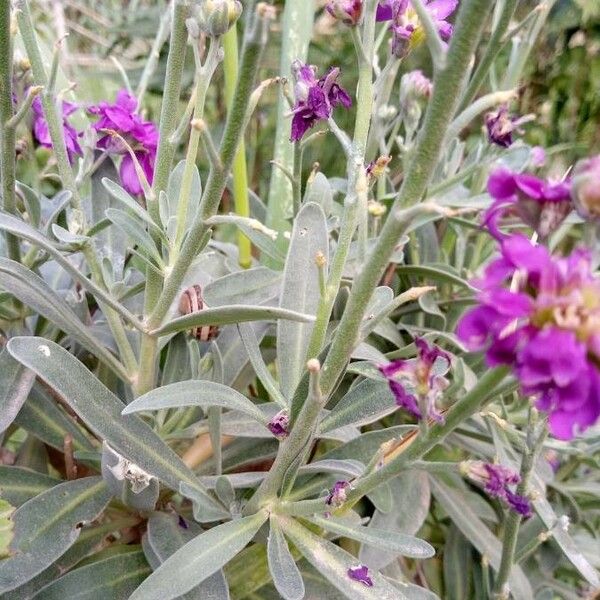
[179,284,220,342]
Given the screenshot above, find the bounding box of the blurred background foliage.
[18,0,600,197]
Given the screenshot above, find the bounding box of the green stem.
[148,7,267,330]
[172,37,221,254]
[223,24,252,269]
[459,0,518,109]
[0,2,20,264]
[136,0,190,396]
[493,410,544,598]
[319,0,494,397]
[244,360,324,515]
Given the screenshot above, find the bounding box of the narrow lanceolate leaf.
[0,348,35,433]
[0,477,111,593]
[0,499,15,559]
[0,259,129,379]
[277,202,328,400]
[6,337,223,514]
[129,512,268,600]
[430,477,533,600]
[123,380,267,427]
[152,305,315,337]
[0,466,60,507]
[267,517,305,600]
[31,548,151,599]
[204,267,282,307]
[309,515,435,559]
[319,379,397,434]
[144,512,230,600]
[277,515,408,600]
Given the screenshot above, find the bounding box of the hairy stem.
[319,0,494,397]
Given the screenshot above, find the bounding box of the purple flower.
[348,564,373,587]
[465,462,532,517]
[376,0,458,57]
[571,154,600,221]
[326,0,363,26]
[290,61,352,142]
[484,105,531,148]
[89,90,158,195]
[379,338,450,422]
[267,410,289,439]
[325,480,350,507]
[457,235,600,440]
[484,168,572,239]
[31,96,82,163]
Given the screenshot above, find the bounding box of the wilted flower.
[31,96,82,163]
[457,234,600,440]
[178,285,220,341]
[366,155,391,179]
[290,61,352,142]
[326,0,363,26]
[484,168,572,239]
[379,338,450,422]
[571,154,600,220]
[463,461,532,517]
[484,105,531,148]
[377,0,458,58]
[267,410,289,439]
[325,480,350,507]
[347,564,373,587]
[89,89,158,196]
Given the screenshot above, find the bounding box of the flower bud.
[179,285,220,341]
[571,154,600,220]
[326,0,363,27]
[194,0,242,37]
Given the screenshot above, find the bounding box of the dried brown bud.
[179,285,219,341]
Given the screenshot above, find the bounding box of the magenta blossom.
[484,168,572,239]
[457,235,600,440]
[89,90,158,196]
[348,564,374,587]
[464,461,532,517]
[325,480,350,507]
[377,0,458,57]
[379,338,450,422]
[290,61,352,142]
[31,97,82,163]
[326,0,363,26]
[267,410,289,439]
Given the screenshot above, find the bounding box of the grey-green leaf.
[123,380,268,427]
[267,517,305,600]
[31,548,151,599]
[309,515,434,559]
[0,349,35,433]
[277,202,328,399]
[278,515,408,600]
[0,477,111,593]
[144,512,230,600]
[153,305,314,337]
[319,379,397,434]
[204,267,282,307]
[6,337,222,514]
[0,466,60,507]
[129,512,268,600]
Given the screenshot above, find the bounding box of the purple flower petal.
[348,564,374,587]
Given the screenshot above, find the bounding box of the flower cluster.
[457,234,600,440]
[89,90,158,195]
[377,0,458,58]
[484,168,572,239]
[290,61,352,142]
[31,97,82,163]
[379,337,450,423]
[464,461,532,517]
